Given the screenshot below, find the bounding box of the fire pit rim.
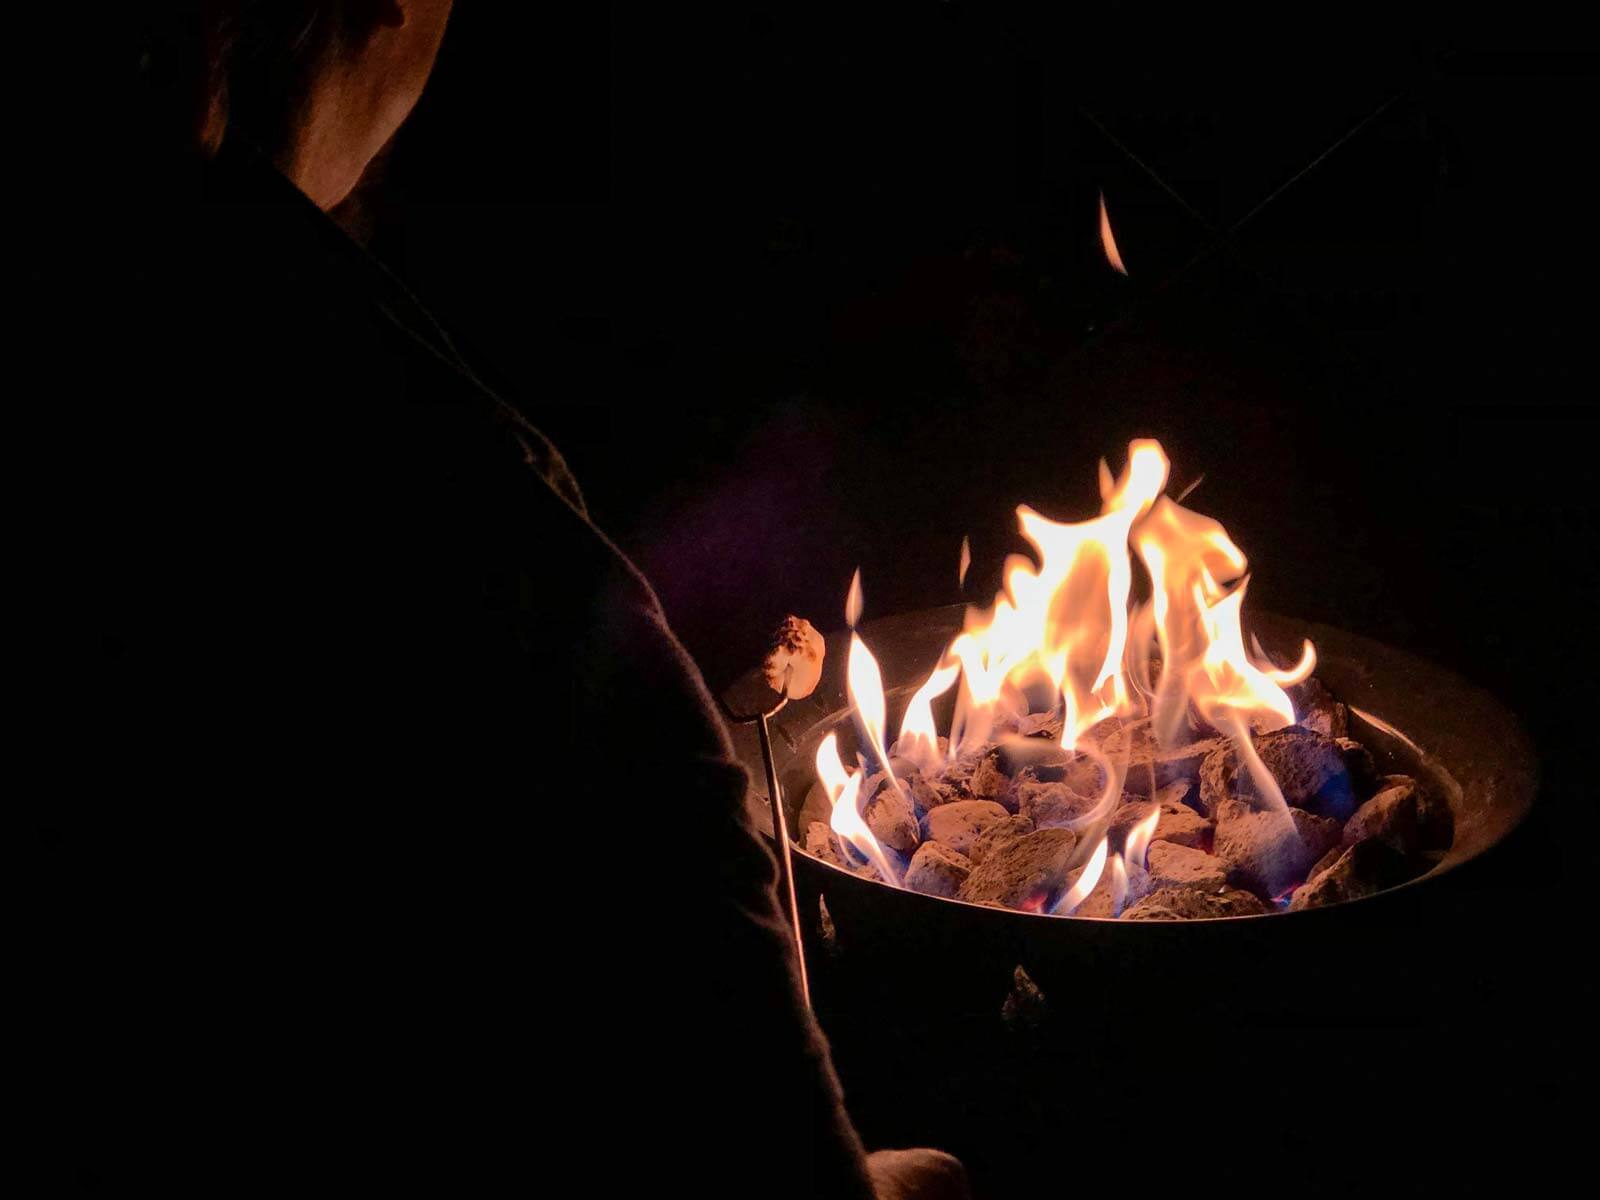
[730,603,1538,923]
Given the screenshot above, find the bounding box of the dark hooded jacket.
[41,139,873,1195]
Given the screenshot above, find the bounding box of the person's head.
[175,2,454,209]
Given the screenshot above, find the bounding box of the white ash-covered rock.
[1287,837,1419,911]
[958,827,1078,909]
[1198,727,1356,822]
[1108,788,1213,851]
[921,800,1010,857]
[969,813,1035,866]
[863,780,920,854]
[1121,885,1271,920]
[1212,798,1344,899]
[903,841,973,898]
[1145,841,1230,892]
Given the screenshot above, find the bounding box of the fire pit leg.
[757,711,811,1008]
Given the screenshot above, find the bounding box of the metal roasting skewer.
[721,675,811,1009]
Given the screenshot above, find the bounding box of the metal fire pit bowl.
[726,606,1538,1022]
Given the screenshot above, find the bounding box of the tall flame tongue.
[947,439,1169,759]
[896,659,960,775]
[845,570,912,802]
[1124,805,1162,873]
[818,439,1316,906]
[816,733,900,885]
[1134,495,1315,813]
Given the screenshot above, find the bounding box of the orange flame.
[846,573,912,810]
[896,658,960,775]
[1124,805,1162,872]
[1134,495,1314,812]
[946,439,1168,755]
[816,733,899,885]
[1054,835,1108,915]
[819,439,1315,908]
[1109,852,1130,916]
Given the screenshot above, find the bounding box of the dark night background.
[350,9,1593,1191]
[90,6,1597,1194]
[366,11,1594,715]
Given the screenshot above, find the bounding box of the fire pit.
[726,442,1536,1020]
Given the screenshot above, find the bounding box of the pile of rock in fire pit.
[802,678,1452,918]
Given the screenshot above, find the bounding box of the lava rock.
[1153,776,1203,812]
[1145,841,1230,892]
[1305,843,1345,884]
[1108,789,1213,851]
[958,828,1078,909]
[1336,737,1378,799]
[1067,858,1151,918]
[1014,711,1063,740]
[1288,676,1350,739]
[1105,720,1227,798]
[1342,777,1423,854]
[1411,779,1455,851]
[805,821,882,879]
[935,748,1013,807]
[902,771,952,816]
[1212,798,1344,898]
[1012,778,1103,829]
[904,767,964,814]
[921,800,1011,857]
[903,841,973,899]
[966,752,1010,803]
[1287,837,1420,911]
[969,814,1035,866]
[1198,727,1355,821]
[886,736,950,766]
[1121,886,1271,920]
[804,820,844,867]
[1007,752,1105,795]
[864,781,920,854]
[868,764,949,818]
